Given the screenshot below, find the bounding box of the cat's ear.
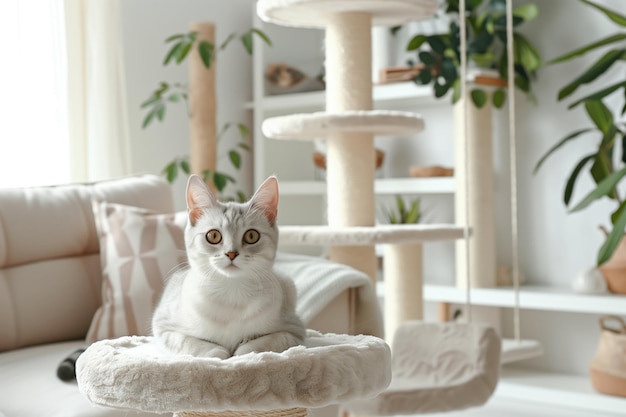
[250,176,279,225]
[186,174,218,226]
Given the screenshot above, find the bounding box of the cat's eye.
[206,229,222,244]
[243,229,260,244]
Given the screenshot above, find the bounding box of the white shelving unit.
[251,11,626,417]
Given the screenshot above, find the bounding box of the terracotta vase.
[598,227,626,294]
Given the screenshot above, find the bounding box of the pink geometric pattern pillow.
[86,201,187,343]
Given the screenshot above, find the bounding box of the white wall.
[120,0,255,211]
[120,0,624,375]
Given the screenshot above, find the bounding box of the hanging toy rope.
[505,0,521,343]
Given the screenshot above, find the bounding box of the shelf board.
[497,367,626,416]
[280,177,455,196]
[247,81,442,112]
[422,284,626,315]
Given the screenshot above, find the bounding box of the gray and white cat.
[152,174,305,359]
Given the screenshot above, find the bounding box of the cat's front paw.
[201,345,231,360]
[235,332,302,356]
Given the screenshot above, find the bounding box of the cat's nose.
[225,251,239,261]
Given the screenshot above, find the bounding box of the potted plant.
[402,0,541,108]
[141,26,271,201]
[533,0,626,292]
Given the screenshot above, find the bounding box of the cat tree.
[261,0,467,342]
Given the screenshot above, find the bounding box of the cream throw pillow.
[86,201,187,343]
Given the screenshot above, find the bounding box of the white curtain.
[64,0,133,182]
[0,0,71,188]
[0,0,132,188]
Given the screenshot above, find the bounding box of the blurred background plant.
[398,0,541,109]
[381,196,422,224]
[534,0,626,265]
[141,28,271,201]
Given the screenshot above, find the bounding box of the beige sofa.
[0,175,362,417]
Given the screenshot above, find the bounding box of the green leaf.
[406,199,421,223]
[407,34,427,51]
[581,0,626,27]
[156,104,166,121]
[570,166,626,212]
[390,26,402,36]
[141,95,160,108]
[167,94,180,103]
[418,51,436,65]
[176,41,192,64]
[251,28,272,47]
[165,33,185,43]
[142,109,156,129]
[237,123,250,138]
[533,128,593,174]
[471,89,488,108]
[163,42,184,65]
[241,32,253,55]
[426,35,446,54]
[563,154,595,205]
[548,34,626,64]
[513,3,539,21]
[470,52,498,68]
[229,150,242,169]
[622,133,626,163]
[219,33,237,50]
[434,81,450,98]
[179,159,190,175]
[415,67,432,84]
[598,206,626,265]
[212,172,235,192]
[238,142,251,151]
[585,100,614,135]
[452,78,461,103]
[558,49,624,101]
[514,33,542,72]
[236,191,248,203]
[396,195,406,220]
[440,59,457,82]
[568,81,626,109]
[492,89,506,108]
[162,161,178,183]
[202,170,213,182]
[590,151,613,190]
[198,41,214,69]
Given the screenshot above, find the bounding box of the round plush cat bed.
[76,330,391,415]
[262,111,425,141]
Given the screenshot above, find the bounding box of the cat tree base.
[76,332,391,415]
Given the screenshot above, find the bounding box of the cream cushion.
[86,202,187,343]
[0,175,174,352]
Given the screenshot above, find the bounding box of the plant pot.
[598,228,626,294]
[589,316,626,398]
[313,149,385,170]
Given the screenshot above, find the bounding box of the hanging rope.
[459,0,472,322]
[506,0,521,343]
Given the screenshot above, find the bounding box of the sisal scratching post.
[454,95,496,288]
[189,22,217,193]
[325,12,377,284]
[383,243,423,343]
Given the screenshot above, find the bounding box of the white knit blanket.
[274,252,383,337]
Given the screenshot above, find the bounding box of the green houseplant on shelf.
[402,0,541,108]
[534,0,626,284]
[141,27,270,201]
